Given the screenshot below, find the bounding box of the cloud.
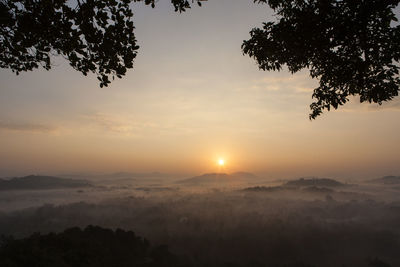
[366,98,400,111]
[82,113,161,136]
[337,97,400,113]
[249,73,317,94]
[0,121,57,133]
[85,113,135,133]
[82,113,198,137]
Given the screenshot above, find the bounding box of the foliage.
[369,258,393,267]
[243,0,400,118]
[1,0,137,87]
[133,0,204,12]
[0,0,203,87]
[0,225,177,267]
[0,225,394,267]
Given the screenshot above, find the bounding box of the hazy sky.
[1,0,399,179]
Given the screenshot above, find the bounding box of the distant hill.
[302,186,335,193]
[109,171,169,178]
[285,177,344,187]
[179,173,230,185]
[178,172,257,186]
[0,175,92,190]
[242,185,335,194]
[369,176,400,185]
[62,171,171,180]
[242,186,286,192]
[230,172,257,179]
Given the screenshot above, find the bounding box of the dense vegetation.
[0,175,91,190]
[1,190,399,267]
[0,225,395,267]
[0,225,177,267]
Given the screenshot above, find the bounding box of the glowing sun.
[218,159,225,166]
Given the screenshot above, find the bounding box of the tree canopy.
[0,225,394,267]
[0,225,178,267]
[244,0,400,118]
[1,0,399,117]
[0,0,203,87]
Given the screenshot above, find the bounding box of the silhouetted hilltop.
[302,186,335,193]
[369,176,400,185]
[178,172,257,186]
[62,171,170,180]
[109,171,168,178]
[230,172,257,179]
[178,173,229,185]
[242,185,335,194]
[285,177,344,187]
[241,185,286,192]
[0,175,92,190]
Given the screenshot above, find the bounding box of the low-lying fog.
[1,173,400,267]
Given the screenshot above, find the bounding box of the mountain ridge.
[178,172,257,186]
[0,175,92,190]
[368,175,400,185]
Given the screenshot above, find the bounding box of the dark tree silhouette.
[243,0,400,118]
[369,258,393,267]
[0,225,178,267]
[0,225,395,267]
[0,0,203,87]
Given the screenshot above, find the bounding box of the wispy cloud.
[337,97,400,113]
[84,113,135,133]
[82,113,160,136]
[82,112,198,137]
[366,99,400,111]
[0,121,57,133]
[249,74,317,94]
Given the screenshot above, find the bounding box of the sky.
[0,0,399,179]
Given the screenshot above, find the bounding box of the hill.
[369,176,400,185]
[285,177,344,187]
[0,175,92,190]
[242,185,334,194]
[230,172,257,179]
[241,186,286,192]
[178,172,257,186]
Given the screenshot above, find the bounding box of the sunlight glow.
[218,159,225,166]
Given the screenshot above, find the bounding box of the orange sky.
[0,0,399,179]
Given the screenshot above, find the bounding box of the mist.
[1,173,400,267]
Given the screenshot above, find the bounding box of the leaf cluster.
[133,0,204,12]
[243,0,400,118]
[0,0,143,87]
[0,0,206,87]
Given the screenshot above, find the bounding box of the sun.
[218,159,225,166]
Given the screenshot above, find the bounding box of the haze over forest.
[1,0,400,267]
[1,173,400,266]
